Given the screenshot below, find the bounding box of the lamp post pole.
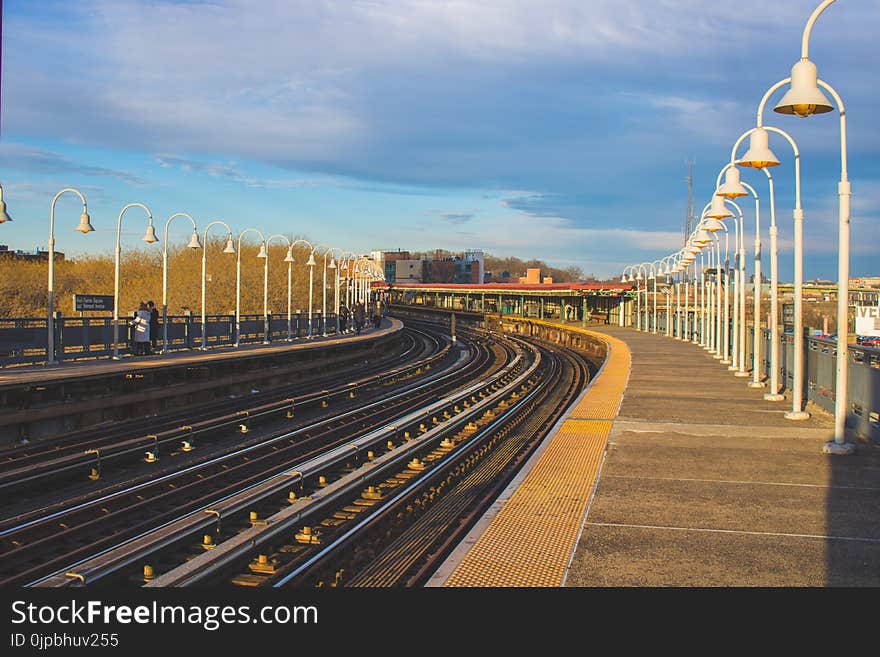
[651,264,658,334]
[635,268,641,330]
[267,235,295,343]
[771,0,851,449]
[200,221,235,350]
[234,228,266,348]
[289,239,315,339]
[162,213,201,354]
[733,123,806,417]
[693,255,700,345]
[311,245,332,336]
[682,261,690,341]
[114,203,157,359]
[327,248,343,334]
[47,188,93,365]
[756,170,783,399]
[701,252,709,347]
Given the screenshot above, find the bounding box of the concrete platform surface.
[565,326,880,587]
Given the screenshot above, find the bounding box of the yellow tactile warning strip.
[444,320,631,587]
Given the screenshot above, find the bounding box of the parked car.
[856,335,880,348]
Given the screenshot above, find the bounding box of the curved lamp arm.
[203,220,234,245]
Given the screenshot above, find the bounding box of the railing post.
[184,311,193,350]
[53,311,64,364]
[82,317,90,355]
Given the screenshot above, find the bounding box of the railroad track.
[4,324,511,587]
[0,326,428,487]
[29,329,589,589]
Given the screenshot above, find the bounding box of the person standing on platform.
[353,302,365,334]
[373,299,382,328]
[133,302,151,355]
[147,300,160,354]
[339,304,350,333]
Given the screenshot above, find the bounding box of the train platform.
[0,319,403,444]
[0,319,401,390]
[430,320,880,587]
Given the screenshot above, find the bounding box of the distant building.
[381,250,411,283]
[462,250,484,284]
[382,248,484,285]
[519,268,541,284]
[0,245,63,262]
[394,259,424,284]
[850,277,880,289]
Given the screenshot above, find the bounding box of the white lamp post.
[716,164,773,386]
[312,244,333,336]
[161,213,202,354]
[734,124,809,420]
[113,203,158,359]
[234,228,267,347]
[200,221,236,350]
[267,235,296,342]
[306,249,317,338]
[288,239,315,339]
[47,188,93,365]
[773,0,853,452]
[620,266,638,328]
[708,190,738,365]
[326,248,344,334]
[648,260,663,334]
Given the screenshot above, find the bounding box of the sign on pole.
[73,294,115,312]
[782,302,794,331]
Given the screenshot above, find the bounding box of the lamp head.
[142,222,159,244]
[620,274,627,283]
[187,230,203,250]
[284,247,295,263]
[257,243,268,258]
[703,216,725,233]
[717,167,748,199]
[76,211,95,234]
[706,194,733,220]
[694,228,712,244]
[635,272,642,281]
[0,199,12,223]
[223,237,236,254]
[329,258,337,270]
[306,252,317,267]
[737,128,779,169]
[773,59,833,118]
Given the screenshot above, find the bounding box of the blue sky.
[0,0,877,280]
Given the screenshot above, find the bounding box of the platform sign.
[73,294,114,312]
[855,305,880,337]
[782,302,794,330]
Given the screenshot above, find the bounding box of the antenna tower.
[684,160,695,244]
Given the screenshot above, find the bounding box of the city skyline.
[0,0,877,279]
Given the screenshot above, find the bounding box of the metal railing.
[390,299,879,442]
[0,312,341,367]
[644,311,880,442]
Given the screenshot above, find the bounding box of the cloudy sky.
[0,0,877,279]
